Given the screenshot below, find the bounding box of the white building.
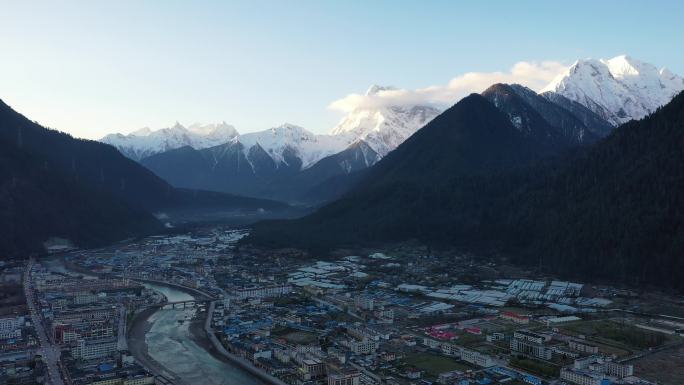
[71,338,118,360]
[0,316,24,339]
[560,367,611,385]
[354,296,375,311]
[235,284,292,300]
[349,339,379,355]
[459,348,494,367]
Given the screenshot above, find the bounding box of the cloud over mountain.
[328,60,567,112]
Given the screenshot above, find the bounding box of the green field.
[271,326,318,344]
[560,319,668,350]
[403,352,474,376]
[510,357,560,378]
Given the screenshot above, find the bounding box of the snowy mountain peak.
[101,121,239,161]
[605,55,645,78]
[330,87,441,156]
[131,127,152,136]
[187,122,239,138]
[542,55,684,126]
[237,123,345,168]
[365,84,397,96]
[172,121,183,129]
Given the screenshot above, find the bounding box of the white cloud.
[328,60,568,113]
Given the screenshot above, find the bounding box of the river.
[45,257,264,385]
[142,283,264,385]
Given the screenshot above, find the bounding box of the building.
[349,339,379,355]
[54,321,114,344]
[500,311,530,324]
[511,331,552,360]
[564,356,634,384]
[373,308,394,323]
[328,369,360,385]
[300,358,326,380]
[459,348,494,367]
[486,332,505,342]
[71,338,118,360]
[560,367,612,385]
[235,284,292,300]
[354,296,375,311]
[440,343,460,356]
[604,361,633,377]
[568,339,599,354]
[513,331,549,344]
[70,364,154,385]
[0,316,24,339]
[0,316,24,332]
[573,356,633,378]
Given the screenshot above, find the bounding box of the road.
[117,305,128,351]
[23,258,66,385]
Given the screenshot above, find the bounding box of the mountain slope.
[540,91,614,136]
[502,91,684,289]
[248,93,554,247]
[541,55,684,126]
[486,83,613,141]
[0,99,181,210]
[141,140,294,198]
[262,140,380,203]
[0,131,162,258]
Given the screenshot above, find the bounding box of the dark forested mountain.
[248,91,684,291]
[0,132,162,258]
[482,84,611,146]
[141,140,301,199]
[0,99,288,258]
[540,91,614,137]
[503,91,684,290]
[0,99,286,211]
[263,140,379,204]
[247,93,555,247]
[0,99,176,210]
[141,139,380,203]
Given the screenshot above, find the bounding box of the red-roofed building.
[499,311,530,324]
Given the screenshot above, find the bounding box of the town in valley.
[2,227,682,385]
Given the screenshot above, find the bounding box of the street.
[23,258,66,385]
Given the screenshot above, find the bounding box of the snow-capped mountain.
[236,123,348,169]
[541,55,684,126]
[101,121,238,161]
[331,85,441,157]
[102,85,438,172]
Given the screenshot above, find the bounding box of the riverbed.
[141,282,264,385]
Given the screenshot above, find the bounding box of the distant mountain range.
[101,85,440,166]
[101,122,239,161]
[106,86,439,202]
[100,55,683,205]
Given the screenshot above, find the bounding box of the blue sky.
[0,0,682,139]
